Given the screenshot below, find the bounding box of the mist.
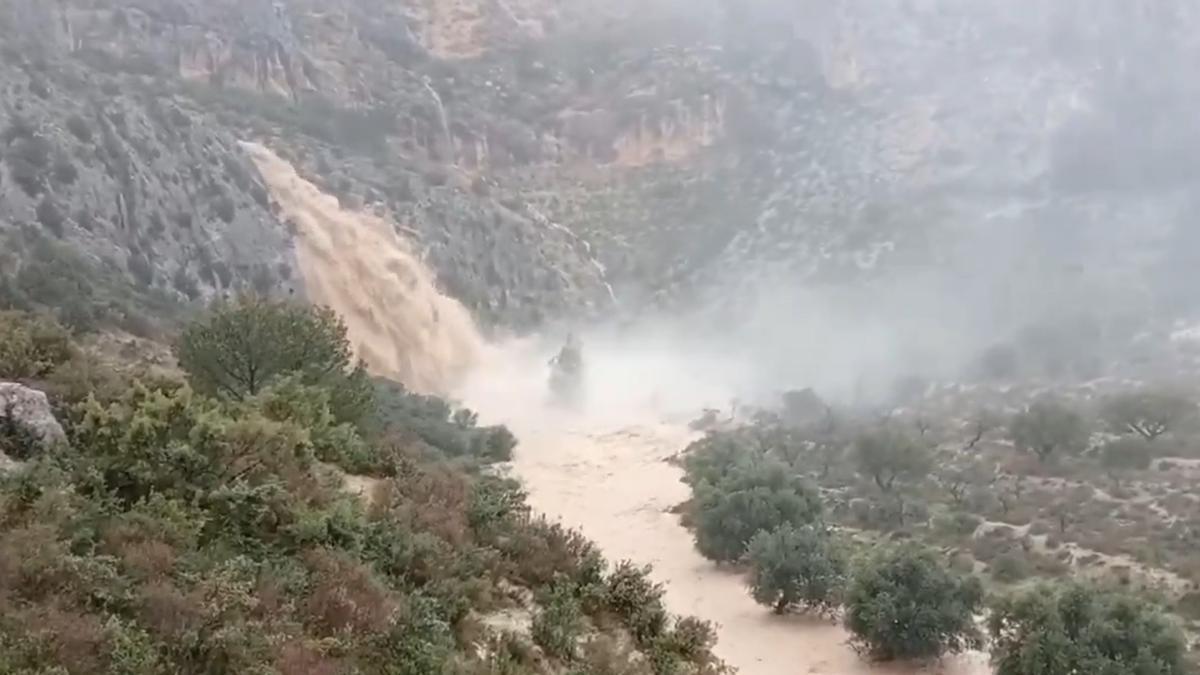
[504,0,1200,417]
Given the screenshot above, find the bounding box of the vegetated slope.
[670,371,1200,670]
[0,305,728,675]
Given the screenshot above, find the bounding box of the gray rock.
[0,382,67,457]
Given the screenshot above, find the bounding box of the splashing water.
[242,141,484,394]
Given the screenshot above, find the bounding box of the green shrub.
[0,310,73,379]
[532,581,585,660]
[990,582,1188,675]
[989,551,1030,583]
[604,562,668,645]
[368,379,513,464]
[844,543,983,661]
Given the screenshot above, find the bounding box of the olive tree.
[1009,399,1089,463]
[989,582,1189,675]
[175,296,372,424]
[1101,390,1195,442]
[844,543,983,661]
[852,427,932,494]
[746,524,845,615]
[693,460,824,563]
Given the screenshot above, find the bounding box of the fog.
[520,0,1200,415]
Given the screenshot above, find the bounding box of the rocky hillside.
[1,0,1198,330]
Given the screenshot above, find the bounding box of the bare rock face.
[0,382,66,464]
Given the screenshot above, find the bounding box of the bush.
[692,459,823,563]
[127,253,154,287]
[932,511,983,539]
[989,551,1030,583]
[213,193,236,224]
[36,196,67,236]
[63,114,92,144]
[1098,436,1154,486]
[0,310,73,379]
[52,154,78,186]
[844,543,983,661]
[175,296,373,426]
[746,524,846,615]
[604,561,668,645]
[532,581,584,660]
[989,582,1189,675]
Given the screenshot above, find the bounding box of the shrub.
[52,154,78,186]
[66,114,93,142]
[604,561,668,645]
[532,581,584,660]
[127,253,154,287]
[175,296,373,426]
[1098,436,1154,487]
[0,310,74,379]
[213,193,236,223]
[989,582,1189,675]
[367,379,511,463]
[36,196,67,237]
[932,511,983,539]
[844,543,983,661]
[989,551,1030,583]
[366,595,454,675]
[746,523,846,615]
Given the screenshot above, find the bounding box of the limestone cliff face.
[1,0,1197,329]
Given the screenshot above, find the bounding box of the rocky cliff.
[2,0,1198,332]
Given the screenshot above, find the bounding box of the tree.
[844,543,983,661]
[989,582,1189,675]
[961,409,1001,453]
[852,427,932,494]
[692,460,824,563]
[938,460,995,507]
[1101,390,1195,442]
[175,296,372,424]
[746,524,846,615]
[1009,399,1088,463]
[1098,436,1153,488]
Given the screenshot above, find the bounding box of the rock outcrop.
[0,382,66,463]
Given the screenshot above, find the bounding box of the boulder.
[0,382,67,463]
